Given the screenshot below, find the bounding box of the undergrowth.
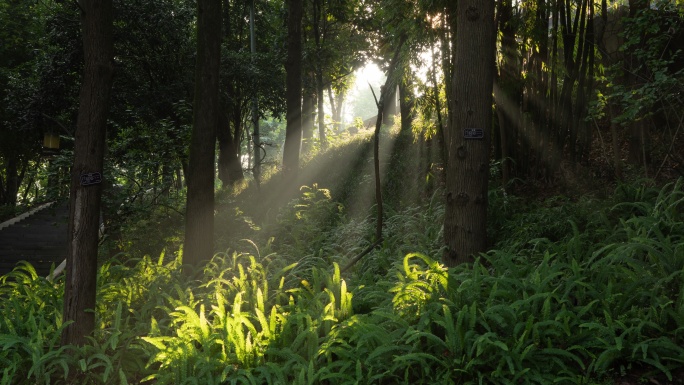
[1,179,683,384]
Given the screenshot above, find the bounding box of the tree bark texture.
[443,0,495,267]
[184,0,221,267]
[282,0,303,180]
[62,0,114,347]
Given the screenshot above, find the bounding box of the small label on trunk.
[80,172,102,186]
[464,128,484,139]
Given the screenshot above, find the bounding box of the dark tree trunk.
[547,2,559,179]
[578,0,596,164]
[217,110,244,187]
[398,69,414,133]
[184,0,221,267]
[282,0,303,180]
[62,0,114,347]
[382,85,398,125]
[218,0,245,187]
[443,0,495,267]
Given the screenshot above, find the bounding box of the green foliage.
[601,0,684,127]
[0,264,69,384]
[273,184,345,256]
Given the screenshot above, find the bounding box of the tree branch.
[340,238,383,274]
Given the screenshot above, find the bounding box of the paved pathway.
[0,202,69,278]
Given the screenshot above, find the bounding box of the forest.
[1,0,684,383]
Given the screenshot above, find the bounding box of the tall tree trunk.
[312,0,327,148]
[316,70,327,148]
[184,0,221,267]
[62,0,114,347]
[327,85,337,130]
[372,88,385,241]
[578,0,596,164]
[217,109,244,187]
[570,0,588,164]
[443,0,495,267]
[282,0,303,180]
[302,87,315,153]
[327,85,345,133]
[334,89,345,131]
[547,1,559,179]
[230,92,245,181]
[327,85,343,133]
[398,67,414,133]
[249,0,260,185]
[382,85,399,125]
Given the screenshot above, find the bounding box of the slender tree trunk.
[316,70,327,148]
[443,0,495,267]
[334,89,345,131]
[327,85,337,130]
[547,1,559,179]
[430,35,446,164]
[302,87,315,153]
[62,0,114,347]
[282,0,303,180]
[217,111,231,185]
[579,0,596,164]
[326,85,345,133]
[184,0,221,267]
[249,0,260,185]
[372,89,384,241]
[312,0,327,148]
[230,95,244,181]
